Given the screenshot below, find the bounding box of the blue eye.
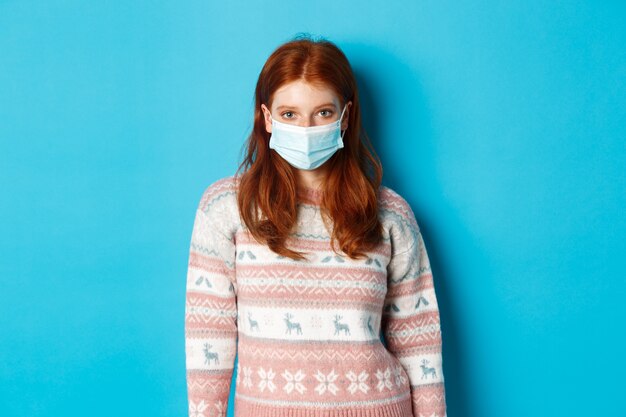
[281,111,295,119]
[319,109,333,117]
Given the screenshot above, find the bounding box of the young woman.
[185,36,447,417]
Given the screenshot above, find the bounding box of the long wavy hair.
[235,36,384,261]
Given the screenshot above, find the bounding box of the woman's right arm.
[185,183,238,417]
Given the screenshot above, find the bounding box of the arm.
[382,207,447,417]
[185,195,238,417]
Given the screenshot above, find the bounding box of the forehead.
[271,79,340,108]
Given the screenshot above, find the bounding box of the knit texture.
[185,175,447,417]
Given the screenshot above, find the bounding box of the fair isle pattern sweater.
[185,175,447,417]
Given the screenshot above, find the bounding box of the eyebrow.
[276,103,337,111]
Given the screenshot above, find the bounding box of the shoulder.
[378,184,421,254]
[378,185,415,218]
[197,174,240,214]
[378,185,419,228]
[195,174,241,234]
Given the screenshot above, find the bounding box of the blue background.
[1,1,624,416]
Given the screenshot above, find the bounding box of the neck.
[296,185,323,205]
[295,165,328,190]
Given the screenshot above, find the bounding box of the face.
[261,79,352,132]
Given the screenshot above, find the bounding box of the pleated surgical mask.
[268,104,347,170]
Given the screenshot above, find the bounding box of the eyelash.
[281,109,334,118]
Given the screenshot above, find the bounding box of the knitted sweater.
[185,175,447,417]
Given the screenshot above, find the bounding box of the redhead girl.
[185,35,447,417]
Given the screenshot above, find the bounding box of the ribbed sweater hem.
[234,394,414,417]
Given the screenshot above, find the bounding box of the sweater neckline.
[296,186,323,205]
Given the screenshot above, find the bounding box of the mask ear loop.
[338,104,348,140]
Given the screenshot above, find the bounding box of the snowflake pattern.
[282,369,307,394]
[257,367,277,392]
[238,364,405,397]
[242,366,253,388]
[262,314,274,327]
[189,400,208,417]
[214,400,226,417]
[376,366,394,392]
[346,370,370,394]
[309,314,323,329]
[314,369,340,395]
[393,364,407,387]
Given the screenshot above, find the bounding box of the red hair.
[235,36,384,261]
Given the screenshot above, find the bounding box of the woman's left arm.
[381,205,447,417]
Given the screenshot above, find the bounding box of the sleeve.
[185,195,238,417]
[381,205,447,417]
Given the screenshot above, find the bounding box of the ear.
[341,100,352,131]
[260,104,272,134]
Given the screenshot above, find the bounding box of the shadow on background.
[349,42,481,417]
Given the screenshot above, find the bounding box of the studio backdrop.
[0,1,624,416]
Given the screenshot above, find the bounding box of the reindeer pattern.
[203,343,219,365]
[420,359,437,379]
[238,311,380,340]
[333,315,351,335]
[283,313,303,335]
[247,312,259,332]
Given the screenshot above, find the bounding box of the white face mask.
[268,104,348,170]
